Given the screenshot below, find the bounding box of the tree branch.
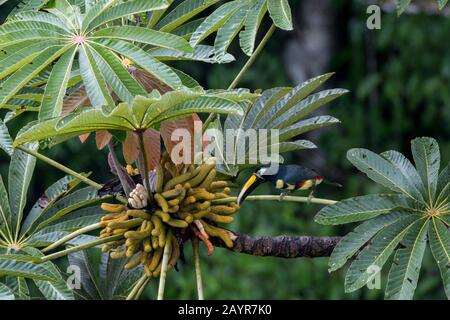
[211,231,341,258]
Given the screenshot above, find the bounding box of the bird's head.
[236,167,268,205]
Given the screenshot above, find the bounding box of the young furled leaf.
[316,137,449,300]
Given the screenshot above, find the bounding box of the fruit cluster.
[99,157,239,276]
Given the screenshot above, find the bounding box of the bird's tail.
[323,180,343,188]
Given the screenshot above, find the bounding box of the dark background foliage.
[0,0,448,299]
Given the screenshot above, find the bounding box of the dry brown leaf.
[143,129,161,170]
[78,133,90,143]
[95,130,112,150]
[132,68,172,94]
[63,86,91,116]
[122,131,139,164]
[160,114,202,164]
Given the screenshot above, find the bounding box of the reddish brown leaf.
[95,130,112,150]
[79,133,90,143]
[122,132,139,164]
[63,86,91,115]
[160,115,202,165]
[132,68,172,94]
[142,129,161,170]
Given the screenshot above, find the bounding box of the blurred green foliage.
[0,0,448,299]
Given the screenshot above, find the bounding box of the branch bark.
[211,231,341,258]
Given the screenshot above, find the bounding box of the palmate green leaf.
[214,7,247,59]
[8,143,38,237]
[8,11,72,32]
[438,0,449,10]
[267,89,348,129]
[24,247,74,300]
[81,0,118,33]
[87,0,169,31]
[328,212,409,272]
[0,20,69,36]
[1,276,29,300]
[0,41,58,80]
[254,73,336,129]
[67,249,103,299]
[21,175,85,235]
[148,96,244,126]
[0,256,56,281]
[396,0,411,15]
[395,0,448,14]
[436,162,449,205]
[150,45,235,64]
[385,219,429,300]
[0,119,13,156]
[267,0,293,31]
[188,0,294,56]
[172,18,205,38]
[91,26,194,54]
[239,0,267,56]
[156,0,220,32]
[411,137,441,203]
[31,186,107,231]
[429,218,450,299]
[79,44,115,109]
[344,215,420,292]
[13,89,245,146]
[219,73,342,176]
[274,140,317,153]
[347,148,425,201]
[381,150,426,202]
[90,43,147,104]
[0,45,71,108]
[279,115,340,141]
[33,206,103,235]
[95,39,183,89]
[0,282,15,300]
[315,194,412,225]
[0,175,12,235]
[39,46,77,120]
[189,1,240,47]
[27,231,98,247]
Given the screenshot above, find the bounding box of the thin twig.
[126,274,149,300]
[157,231,172,300]
[212,195,337,206]
[192,239,204,300]
[203,24,277,130]
[17,146,102,189]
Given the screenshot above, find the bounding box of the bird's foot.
[279,192,287,201]
[307,192,315,204]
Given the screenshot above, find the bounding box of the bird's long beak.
[237,174,263,205]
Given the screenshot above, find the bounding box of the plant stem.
[17,146,103,189]
[157,231,172,300]
[41,222,104,253]
[229,24,276,90]
[137,131,153,203]
[212,195,337,206]
[126,274,149,300]
[40,234,123,263]
[135,277,151,299]
[203,24,277,131]
[192,239,204,300]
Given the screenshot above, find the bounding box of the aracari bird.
[237,165,342,205]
